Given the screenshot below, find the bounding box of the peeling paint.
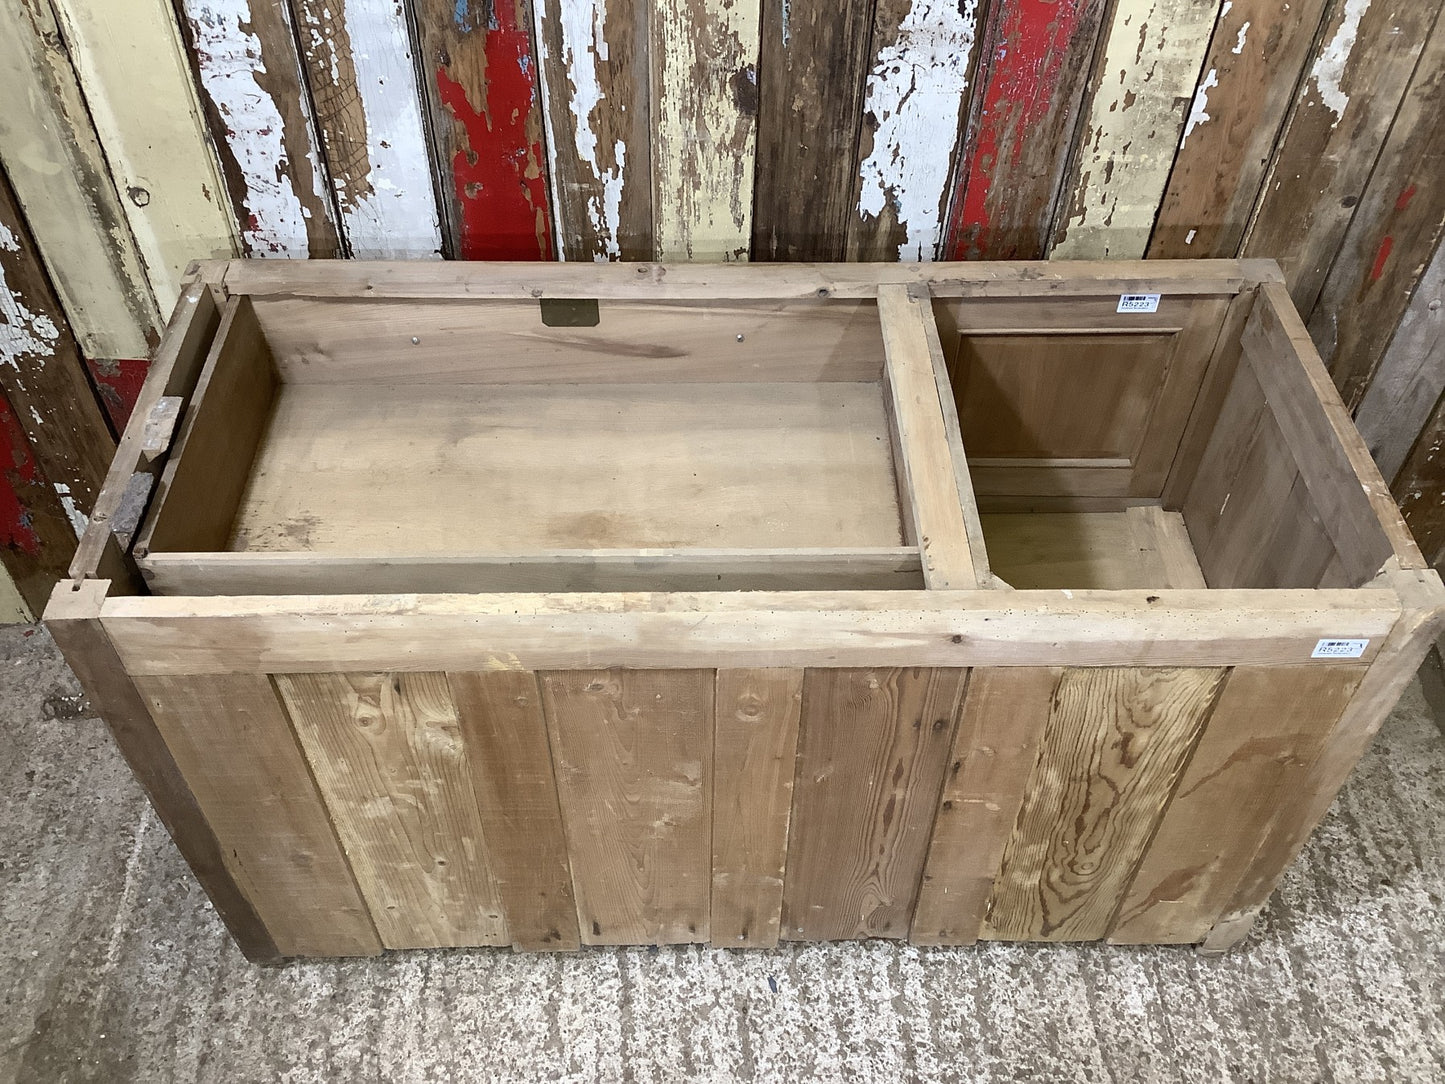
[1180,67,1219,144]
[0,394,42,555]
[1312,0,1371,120]
[1232,21,1250,54]
[856,0,979,261]
[52,481,87,538]
[0,229,62,370]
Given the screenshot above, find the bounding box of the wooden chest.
[47,260,1444,960]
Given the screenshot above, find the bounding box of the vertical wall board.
[287,0,443,259]
[941,0,1110,261]
[0,0,158,358]
[1306,15,1445,412]
[0,572,26,624]
[85,359,151,438]
[413,0,553,260]
[1395,393,1445,567]
[910,667,1060,946]
[782,667,968,942]
[1147,0,1332,259]
[846,0,982,263]
[752,0,876,261]
[0,393,75,618]
[49,0,240,311]
[1109,666,1363,944]
[983,667,1225,942]
[132,672,383,957]
[1356,238,1445,485]
[1050,0,1221,260]
[176,1,343,257]
[0,173,116,523]
[711,668,802,948]
[275,672,509,950]
[534,0,652,260]
[1242,0,1440,315]
[651,0,761,262]
[448,670,579,951]
[541,669,713,945]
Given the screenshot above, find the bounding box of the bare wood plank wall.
[2,0,1445,608]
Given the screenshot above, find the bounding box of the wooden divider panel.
[782,667,967,941]
[132,673,380,957]
[541,669,714,945]
[274,673,509,951]
[1109,665,1365,944]
[982,667,1224,942]
[711,669,803,948]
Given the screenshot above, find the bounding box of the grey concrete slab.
[1,622,1442,1083]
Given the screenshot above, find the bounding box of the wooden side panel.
[132,672,381,957]
[534,0,651,260]
[448,671,579,950]
[752,0,875,261]
[847,0,982,262]
[288,0,443,259]
[783,667,967,941]
[651,0,760,262]
[1051,0,1221,260]
[1242,0,1438,315]
[0,0,159,357]
[711,668,802,948]
[983,667,1224,942]
[176,0,342,257]
[275,672,508,950]
[942,0,1109,260]
[911,668,1060,946]
[48,0,239,309]
[1110,665,1364,944]
[541,669,713,945]
[1148,0,1331,258]
[414,0,552,260]
[0,392,76,615]
[1307,13,1445,411]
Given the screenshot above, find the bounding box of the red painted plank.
[0,393,42,556]
[85,358,150,437]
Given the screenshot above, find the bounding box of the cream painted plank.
[0,0,158,357]
[651,0,759,261]
[49,0,239,311]
[0,570,29,624]
[848,0,981,262]
[289,0,444,258]
[1051,0,1222,259]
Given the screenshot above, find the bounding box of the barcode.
[1117,293,1161,313]
[1311,638,1369,659]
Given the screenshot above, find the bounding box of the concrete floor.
[2,623,1443,1083]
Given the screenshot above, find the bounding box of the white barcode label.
[1117,293,1161,313]
[1312,638,1369,659]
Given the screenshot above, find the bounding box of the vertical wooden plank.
[910,668,1060,946]
[752,0,876,261]
[846,0,983,262]
[0,0,159,357]
[0,392,75,616]
[541,669,712,945]
[287,0,444,258]
[448,670,580,951]
[0,171,116,521]
[1050,0,1221,260]
[132,672,382,957]
[1306,12,1445,411]
[0,570,26,624]
[1147,0,1331,258]
[1110,665,1364,944]
[48,0,239,310]
[275,672,509,950]
[783,667,967,941]
[983,667,1225,942]
[414,0,553,260]
[711,668,802,948]
[534,0,651,260]
[1241,0,1440,315]
[1395,393,1445,567]
[941,0,1109,260]
[651,0,760,261]
[175,0,343,257]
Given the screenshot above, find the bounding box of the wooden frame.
[47,260,1444,961]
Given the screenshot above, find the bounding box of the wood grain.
[1395,393,1445,567]
[910,667,1060,945]
[276,672,508,950]
[541,669,713,945]
[448,670,579,950]
[782,667,967,941]
[711,668,802,947]
[0,390,79,614]
[983,667,1225,942]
